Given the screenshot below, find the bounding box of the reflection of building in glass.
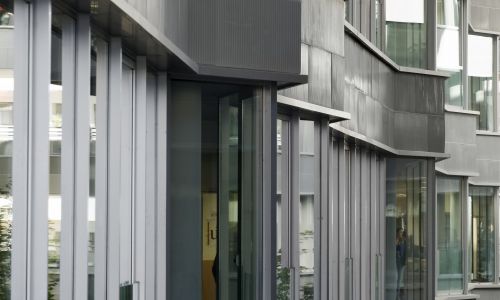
[4,0,500,300]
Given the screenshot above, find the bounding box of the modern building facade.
[0,0,499,300]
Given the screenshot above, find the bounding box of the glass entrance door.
[218,96,241,300]
[170,81,259,300]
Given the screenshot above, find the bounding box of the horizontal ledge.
[344,21,449,78]
[330,123,450,160]
[277,95,351,122]
[445,105,480,116]
[469,282,500,290]
[198,64,308,87]
[468,180,500,187]
[469,23,500,37]
[435,167,479,177]
[476,130,500,137]
[110,0,199,73]
[435,294,480,300]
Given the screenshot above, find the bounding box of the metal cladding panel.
[339,35,446,153]
[470,0,500,33]
[331,53,345,111]
[474,135,500,185]
[309,47,332,108]
[302,0,344,56]
[103,0,301,74]
[436,112,478,175]
[189,0,301,74]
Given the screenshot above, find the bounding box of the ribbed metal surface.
[343,35,445,153]
[470,0,500,33]
[123,0,301,74]
[282,35,446,154]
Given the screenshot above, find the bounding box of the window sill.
[436,294,480,300]
[444,105,480,116]
[344,21,450,78]
[476,130,500,137]
[469,282,500,290]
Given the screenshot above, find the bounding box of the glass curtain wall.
[385,0,427,68]
[299,120,316,300]
[170,81,259,300]
[470,186,496,283]
[385,158,428,300]
[275,117,319,300]
[0,0,13,297]
[468,34,494,130]
[276,119,291,300]
[436,0,463,107]
[436,176,463,294]
[48,25,63,300]
[88,42,97,300]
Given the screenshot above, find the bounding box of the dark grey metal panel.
[302,0,344,57]
[335,35,446,154]
[331,53,345,111]
[188,0,301,74]
[436,112,478,176]
[470,0,500,33]
[309,47,332,108]
[473,134,500,186]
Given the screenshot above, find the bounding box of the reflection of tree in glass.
[48,220,59,299]
[276,251,290,300]
[299,229,314,299]
[0,179,12,299]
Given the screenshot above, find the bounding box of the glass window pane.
[276,119,291,300]
[386,0,424,23]
[0,1,14,297]
[468,34,493,130]
[437,0,460,27]
[48,28,62,300]
[87,43,97,299]
[469,76,494,130]
[170,81,259,300]
[385,158,428,300]
[299,120,315,300]
[470,186,495,283]
[436,176,463,294]
[385,22,427,69]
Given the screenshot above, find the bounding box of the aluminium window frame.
[433,174,469,296]
[276,109,330,300]
[467,184,500,287]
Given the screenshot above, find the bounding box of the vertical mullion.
[378,157,386,300]
[107,37,122,300]
[134,57,147,300]
[313,120,321,300]
[144,72,157,300]
[493,37,498,132]
[337,138,346,300]
[30,0,52,299]
[427,159,436,298]
[290,114,300,300]
[262,85,276,300]
[59,15,76,300]
[94,38,109,300]
[74,14,91,300]
[11,1,32,299]
[329,136,339,300]
[462,178,469,294]
[462,0,469,110]
[495,187,500,284]
[281,119,290,268]
[156,73,168,300]
[319,118,328,300]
